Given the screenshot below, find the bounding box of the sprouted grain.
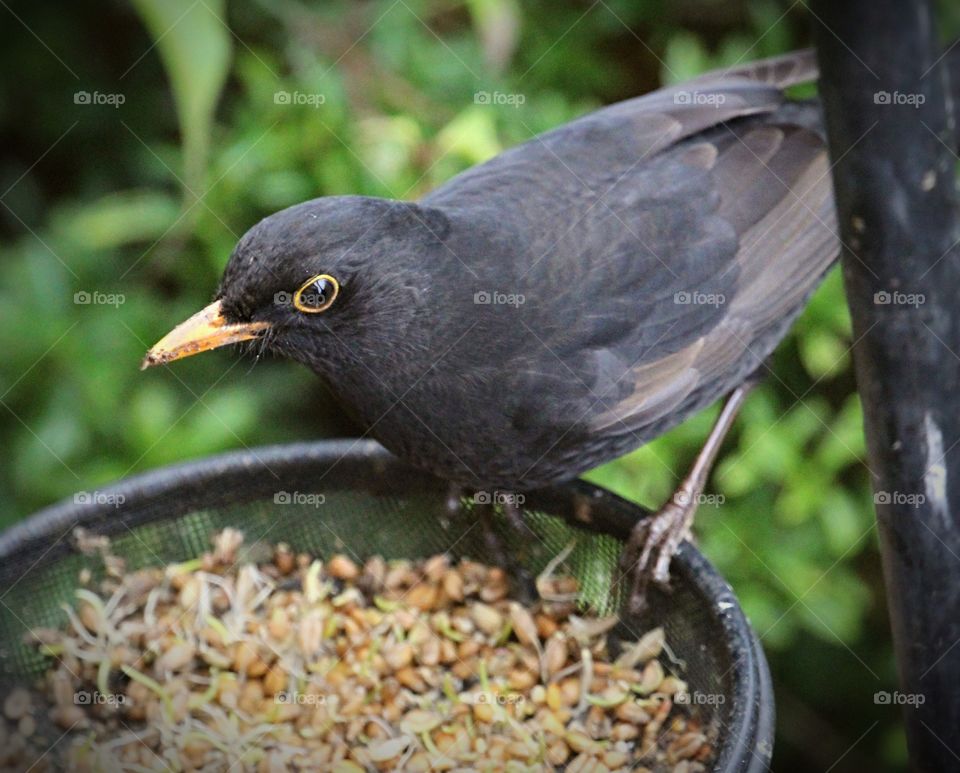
[6,529,716,772]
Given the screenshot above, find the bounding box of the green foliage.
[129,0,233,192]
[4,1,947,769]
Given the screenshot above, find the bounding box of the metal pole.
[811,1,960,768]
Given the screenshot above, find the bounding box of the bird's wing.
[508,116,837,442]
[584,121,836,437]
[426,50,836,442]
[424,49,818,212]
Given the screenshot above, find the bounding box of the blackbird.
[141,50,854,609]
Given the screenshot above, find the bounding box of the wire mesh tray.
[0,439,773,772]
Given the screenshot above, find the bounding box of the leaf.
[660,33,712,84]
[58,190,180,251]
[129,0,233,192]
[818,489,874,557]
[798,328,850,380]
[467,0,522,73]
[436,108,503,166]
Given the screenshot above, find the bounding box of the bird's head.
[141,195,454,378]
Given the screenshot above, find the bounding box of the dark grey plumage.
[216,50,838,489]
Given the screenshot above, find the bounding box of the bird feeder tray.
[0,440,773,771]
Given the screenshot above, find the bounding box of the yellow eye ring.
[293,274,340,313]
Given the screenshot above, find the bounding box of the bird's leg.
[476,499,506,559]
[460,489,537,603]
[500,498,538,604]
[620,377,758,615]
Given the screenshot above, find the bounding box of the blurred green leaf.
[129,0,232,191]
[467,0,522,73]
[57,190,180,251]
[436,107,503,165]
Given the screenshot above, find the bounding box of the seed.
[442,570,464,601]
[418,636,440,667]
[508,668,536,691]
[471,603,503,636]
[547,741,570,765]
[3,688,31,720]
[184,737,212,765]
[400,710,441,734]
[405,752,431,772]
[213,527,244,564]
[406,584,438,611]
[439,639,457,663]
[509,603,539,649]
[480,579,508,603]
[178,577,200,608]
[541,710,567,736]
[408,620,431,646]
[604,749,629,767]
[159,641,196,672]
[264,664,287,696]
[544,635,568,676]
[659,676,686,696]
[78,600,101,633]
[433,728,462,755]
[535,614,559,639]
[615,700,651,724]
[384,564,409,590]
[17,715,35,738]
[396,667,427,692]
[230,640,254,672]
[668,732,706,761]
[473,702,495,723]
[611,722,640,741]
[328,554,359,580]
[331,763,365,773]
[636,659,664,695]
[298,610,325,656]
[366,735,411,762]
[383,642,414,671]
[268,608,291,640]
[546,683,563,711]
[566,730,599,754]
[507,739,537,760]
[567,752,595,773]
[559,676,581,705]
[451,660,474,680]
[423,554,448,582]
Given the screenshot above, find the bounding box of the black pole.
[812,1,960,768]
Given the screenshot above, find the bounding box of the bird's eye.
[293,274,339,313]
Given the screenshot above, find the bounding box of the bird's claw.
[473,498,538,605]
[620,495,696,616]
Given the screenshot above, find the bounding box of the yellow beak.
[141,300,270,370]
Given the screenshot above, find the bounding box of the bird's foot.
[473,498,537,605]
[501,500,539,605]
[619,491,698,616]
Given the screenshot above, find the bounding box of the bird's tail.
[692,45,960,97]
[688,48,819,91]
[691,44,960,148]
